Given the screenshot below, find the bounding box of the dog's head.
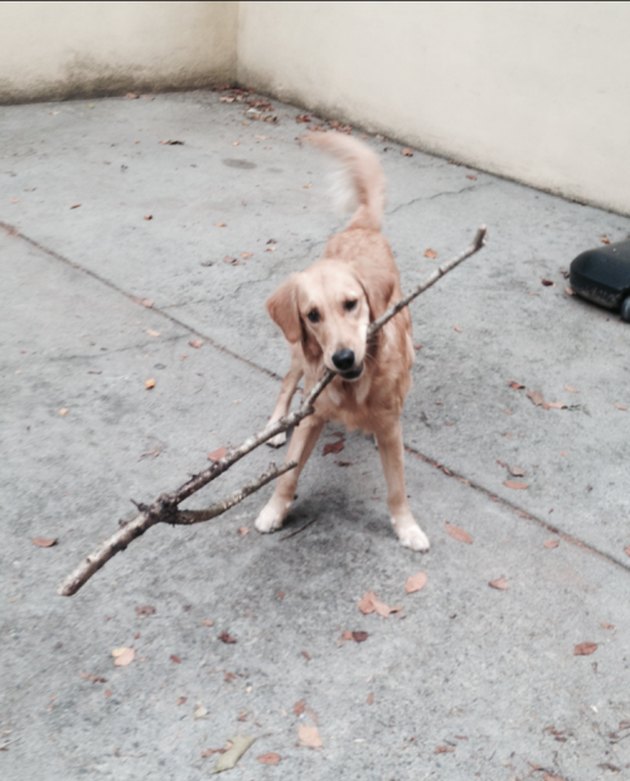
[267,259,394,381]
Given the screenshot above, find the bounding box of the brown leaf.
[296,113,312,123]
[112,647,135,667]
[125,92,140,99]
[176,696,188,705]
[624,546,630,558]
[201,618,215,627]
[357,591,400,617]
[401,147,414,157]
[237,526,250,537]
[544,400,568,410]
[508,379,525,390]
[240,251,253,260]
[503,480,529,490]
[80,672,107,684]
[444,522,473,545]
[143,214,153,221]
[292,699,306,717]
[405,572,428,594]
[144,378,156,390]
[544,539,560,549]
[188,338,203,349]
[160,139,184,145]
[351,631,369,643]
[600,235,611,245]
[507,465,526,477]
[218,631,237,645]
[146,328,160,337]
[434,745,455,754]
[543,774,568,781]
[140,298,154,308]
[58,407,69,417]
[453,324,463,333]
[541,278,555,287]
[424,248,438,259]
[257,752,281,765]
[527,389,545,407]
[322,439,345,456]
[564,384,579,393]
[70,203,81,209]
[208,447,227,462]
[366,692,375,705]
[32,537,57,548]
[298,724,323,749]
[574,642,598,656]
[135,604,156,617]
[170,654,182,664]
[614,403,628,411]
[488,576,509,590]
[466,174,478,181]
[201,747,226,758]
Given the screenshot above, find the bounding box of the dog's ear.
[267,274,302,343]
[359,266,396,321]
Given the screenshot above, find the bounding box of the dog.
[255,132,429,552]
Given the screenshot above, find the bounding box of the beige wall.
[1,2,628,213]
[0,1,237,102]
[237,2,630,215]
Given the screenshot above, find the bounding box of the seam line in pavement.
[6,221,628,575]
[405,444,630,575]
[1,221,282,381]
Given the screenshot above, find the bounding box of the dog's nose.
[332,348,355,371]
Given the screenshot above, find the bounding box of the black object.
[570,239,630,322]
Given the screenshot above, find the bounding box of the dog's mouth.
[338,364,364,381]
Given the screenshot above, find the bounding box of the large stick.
[58,226,486,596]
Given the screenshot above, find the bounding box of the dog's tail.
[305,132,385,231]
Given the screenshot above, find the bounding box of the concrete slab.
[2,90,630,781]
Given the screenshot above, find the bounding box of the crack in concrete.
[386,181,494,217]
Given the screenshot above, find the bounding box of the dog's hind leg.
[265,345,304,448]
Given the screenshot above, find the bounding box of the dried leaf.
[135,604,156,617]
[435,745,455,754]
[293,699,306,717]
[80,672,107,684]
[257,752,281,765]
[170,654,182,664]
[543,773,568,781]
[322,439,345,456]
[405,571,428,594]
[527,389,545,407]
[140,298,154,308]
[176,696,187,705]
[298,724,323,749]
[58,407,69,417]
[574,642,598,656]
[208,447,228,462]
[188,338,203,349]
[503,480,529,490]
[424,248,438,259]
[112,647,135,667]
[541,278,555,287]
[600,235,611,245]
[507,465,526,477]
[218,630,237,644]
[401,147,414,157]
[143,214,153,221]
[194,704,208,719]
[237,526,250,537]
[32,537,57,548]
[144,378,156,390]
[614,403,628,411]
[508,380,525,390]
[70,203,81,209]
[625,546,630,558]
[160,139,184,145]
[202,618,215,627]
[202,746,226,758]
[444,523,473,545]
[296,113,312,123]
[351,631,369,643]
[357,591,401,617]
[466,174,478,181]
[212,735,255,773]
[146,328,160,337]
[564,384,579,393]
[544,539,560,549]
[488,576,509,591]
[366,692,375,705]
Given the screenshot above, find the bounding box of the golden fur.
[256,133,429,551]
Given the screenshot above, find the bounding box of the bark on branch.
[58,225,486,596]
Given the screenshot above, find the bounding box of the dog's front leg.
[255,414,324,533]
[265,345,304,448]
[374,420,430,552]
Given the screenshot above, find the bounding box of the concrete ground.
[2,89,630,781]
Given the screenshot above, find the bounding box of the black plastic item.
[570,239,630,322]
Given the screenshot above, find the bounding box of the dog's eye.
[343,299,358,312]
[307,308,320,323]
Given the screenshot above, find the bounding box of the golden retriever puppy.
[256,132,429,551]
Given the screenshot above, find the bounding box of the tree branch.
[58,225,487,596]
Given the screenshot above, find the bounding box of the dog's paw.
[392,517,430,552]
[255,498,289,534]
[265,431,287,449]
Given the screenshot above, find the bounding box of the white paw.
[265,431,287,448]
[255,498,289,534]
[392,518,430,552]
